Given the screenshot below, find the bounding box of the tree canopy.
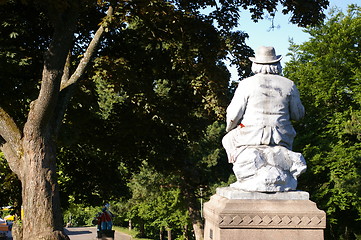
[284,5,361,239]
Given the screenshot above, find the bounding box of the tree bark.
[183,224,189,240]
[167,228,172,240]
[159,227,163,240]
[140,222,145,237]
[19,126,68,240]
[188,205,204,240]
[181,178,204,240]
[185,190,204,240]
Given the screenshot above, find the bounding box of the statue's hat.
[249,46,282,64]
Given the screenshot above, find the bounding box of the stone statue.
[222,46,307,192]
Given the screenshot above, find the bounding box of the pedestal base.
[203,188,326,240]
[97,230,115,239]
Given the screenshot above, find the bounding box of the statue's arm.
[289,84,305,121]
[225,83,248,132]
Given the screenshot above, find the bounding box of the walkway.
[65,227,132,240]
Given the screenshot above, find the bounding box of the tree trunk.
[8,4,78,240]
[19,130,68,240]
[187,194,204,240]
[183,224,189,240]
[13,6,77,237]
[159,227,163,240]
[0,3,111,239]
[181,180,204,240]
[189,206,204,240]
[139,222,145,238]
[167,228,172,240]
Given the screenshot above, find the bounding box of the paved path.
[65,227,132,240]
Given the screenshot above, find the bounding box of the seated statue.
[222,46,307,192]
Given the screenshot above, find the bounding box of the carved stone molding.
[219,214,326,228]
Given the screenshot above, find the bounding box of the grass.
[113,226,152,240]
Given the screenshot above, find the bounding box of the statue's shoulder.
[239,75,259,84]
[277,75,294,83]
[266,75,295,87]
[239,75,295,86]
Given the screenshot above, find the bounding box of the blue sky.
[229,0,359,80]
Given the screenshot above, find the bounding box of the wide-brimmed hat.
[249,46,282,64]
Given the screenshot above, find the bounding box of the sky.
[228,0,359,80]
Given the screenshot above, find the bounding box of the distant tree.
[284,5,361,239]
[126,162,189,239]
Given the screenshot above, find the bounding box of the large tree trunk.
[20,129,68,240]
[14,5,78,238]
[5,3,78,240]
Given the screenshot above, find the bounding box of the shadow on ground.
[65,229,92,235]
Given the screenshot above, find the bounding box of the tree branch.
[25,3,79,133]
[61,51,72,86]
[0,143,22,177]
[60,5,114,90]
[0,107,22,151]
[0,107,22,175]
[52,5,114,137]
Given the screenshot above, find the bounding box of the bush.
[63,204,100,227]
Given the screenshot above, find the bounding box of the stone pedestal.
[203,187,326,240]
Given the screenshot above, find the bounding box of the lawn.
[113,226,152,240]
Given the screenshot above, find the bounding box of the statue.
[94,203,115,239]
[222,46,307,192]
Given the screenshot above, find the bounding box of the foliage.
[62,200,130,228]
[126,162,190,239]
[0,1,46,127]
[284,5,361,239]
[63,203,100,227]
[75,7,237,239]
[57,144,131,208]
[0,153,21,214]
[107,200,129,226]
